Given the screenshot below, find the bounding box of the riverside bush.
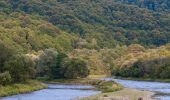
[0,72,11,85]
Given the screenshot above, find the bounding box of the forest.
[1,0,170,86]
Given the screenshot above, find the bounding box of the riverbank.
[46,78,123,93]
[81,88,155,100]
[116,77,170,83]
[47,78,158,100]
[0,80,47,97]
[77,77,157,100]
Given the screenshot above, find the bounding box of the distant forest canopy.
[114,0,170,12]
[1,0,170,47]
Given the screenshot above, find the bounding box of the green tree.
[37,48,58,78]
[51,53,68,79]
[4,54,36,82]
[0,71,11,85]
[0,41,15,72]
[61,58,89,79]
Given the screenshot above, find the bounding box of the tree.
[4,54,36,82]
[127,44,145,53]
[51,53,68,79]
[0,41,15,72]
[36,48,58,78]
[0,71,11,85]
[61,58,89,79]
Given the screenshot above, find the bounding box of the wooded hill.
[1,0,170,85]
[1,0,170,48]
[114,0,170,12]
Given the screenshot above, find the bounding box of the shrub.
[36,48,58,77]
[0,41,15,72]
[0,71,11,85]
[4,54,36,82]
[51,53,68,79]
[61,58,89,79]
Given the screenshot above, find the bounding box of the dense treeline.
[115,57,170,78]
[0,12,77,52]
[114,0,170,12]
[1,0,170,47]
[113,44,170,79]
[35,48,89,79]
[0,46,89,85]
[68,47,127,75]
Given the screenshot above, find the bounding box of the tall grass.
[0,80,47,97]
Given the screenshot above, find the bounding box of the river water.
[113,79,170,100]
[2,79,170,100]
[0,84,101,100]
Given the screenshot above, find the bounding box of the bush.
[0,41,15,72]
[36,48,58,77]
[0,71,11,85]
[51,53,68,79]
[61,58,89,79]
[115,56,170,79]
[4,54,36,82]
[95,80,123,93]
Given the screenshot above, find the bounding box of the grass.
[95,80,123,93]
[47,78,123,93]
[87,75,109,79]
[0,80,47,97]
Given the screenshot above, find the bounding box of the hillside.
[1,0,170,88]
[0,12,78,52]
[1,0,170,48]
[114,0,170,12]
[113,44,170,78]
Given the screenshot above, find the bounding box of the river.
[2,79,170,100]
[113,79,170,100]
[0,84,101,100]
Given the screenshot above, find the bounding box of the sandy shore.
[81,88,156,100]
